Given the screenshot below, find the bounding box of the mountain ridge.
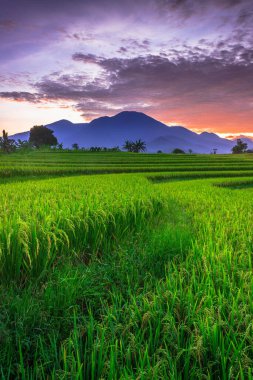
[9,111,253,153]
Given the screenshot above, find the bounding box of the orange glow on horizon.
[1,99,253,137]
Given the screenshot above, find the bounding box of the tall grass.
[0,174,164,282]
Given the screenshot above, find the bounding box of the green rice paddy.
[1,150,253,379]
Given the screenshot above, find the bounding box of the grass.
[0,151,253,378]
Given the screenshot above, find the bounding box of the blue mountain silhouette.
[10,111,251,153]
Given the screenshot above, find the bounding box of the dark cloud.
[156,0,196,17]
[0,91,40,103]
[2,48,252,120]
[117,47,128,54]
[34,73,92,101]
[155,0,253,32]
[237,8,253,24]
[157,0,250,12]
[72,53,102,65]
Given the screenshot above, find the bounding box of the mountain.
[9,111,244,153]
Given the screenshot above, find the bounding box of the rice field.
[1,150,253,379]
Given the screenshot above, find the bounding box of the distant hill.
[9,111,253,153]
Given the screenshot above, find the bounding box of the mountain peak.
[49,119,73,125]
[200,131,217,137]
[114,110,147,116]
[112,111,155,121]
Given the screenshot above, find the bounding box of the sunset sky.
[1,0,253,136]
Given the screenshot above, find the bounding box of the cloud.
[2,48,252,121]
[119,38,151,53]
[2,46,253,110]
[156,0,251,13]
[117,47,128,54]
[0,91,40,103]
[72,53,102,65]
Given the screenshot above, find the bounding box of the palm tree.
[0,130,16,153]
[132,139,146,153]
[123,140,134,152]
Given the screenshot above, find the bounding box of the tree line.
[1,125,252,154]
[0,125,148,153]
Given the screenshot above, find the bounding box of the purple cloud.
[2,49,252,119]
[0,91,40,103]
[1,0,253,133]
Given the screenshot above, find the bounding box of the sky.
[0,0,253,136]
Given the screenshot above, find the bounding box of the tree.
[57,143,63,150]
[132,139,146,153]
[16,139,32,151]
[72,143,79,150]
[89,146,102,152]
[123,139,146,153]
[232,139,248,154]
[188,149,193,154]
[29,125,58,148]
[0,130,16,153]
[110,146,120,152]
[172,148,185,154]
[123,140,134,152]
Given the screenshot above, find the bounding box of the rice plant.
[1,151,253,378]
